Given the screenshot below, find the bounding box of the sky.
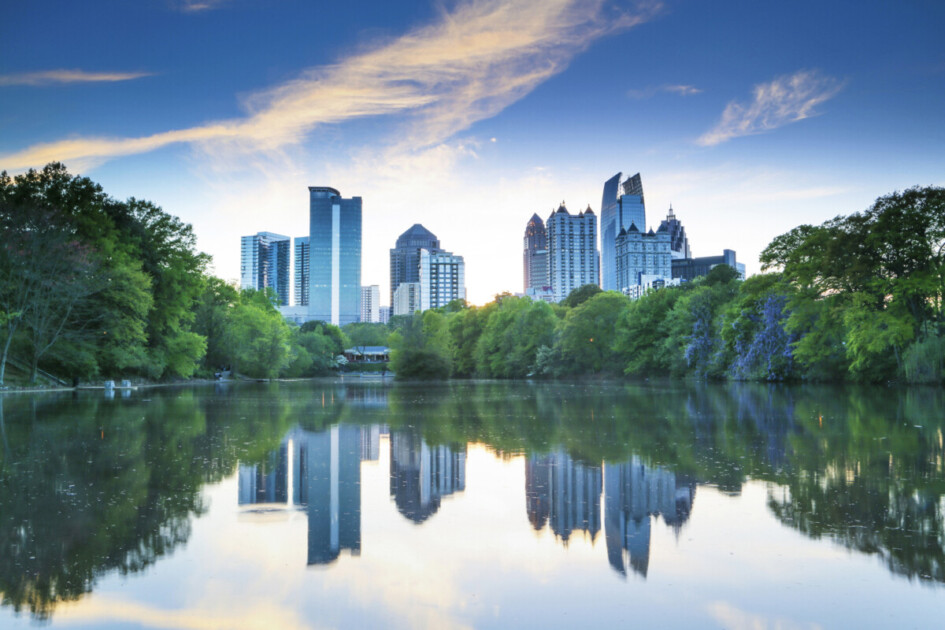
[2,0,944,306]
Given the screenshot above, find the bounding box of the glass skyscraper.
[240,231,291,305]
[309,186,361,326]
[600,172,646,291]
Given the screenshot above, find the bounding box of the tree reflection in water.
[0,380,942,620]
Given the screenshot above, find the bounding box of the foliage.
[561,283,602,308]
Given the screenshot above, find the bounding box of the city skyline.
[2,1,943,305]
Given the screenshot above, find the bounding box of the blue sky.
[2,0,944,305]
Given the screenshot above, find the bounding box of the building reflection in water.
[237,425,381,565]
[604,457,696,578]
[526,451,602,543]
[389,431,466,524]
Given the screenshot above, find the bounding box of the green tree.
[555,292,629,374]
[561,284,602,308]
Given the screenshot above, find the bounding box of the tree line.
[389,185,945,384]
[2,163,942,385]
[0,163,348,385]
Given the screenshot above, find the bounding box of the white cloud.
[697,70,844,146]
[627,83,702,99]
[0,70,152,87]
[0,0,659,172]
[176,0,232,12]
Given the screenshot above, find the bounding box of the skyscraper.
[419,249,466,311]
[240,232,291,305]
[600,172,646,291]
[523,213,549,291]
[614,223,672,295]
[360,285,380,323]
[309,187,361,326]
[546,203,599,303]
[390,224,440,306]
[657,206,691,260]
[294,236,309,306]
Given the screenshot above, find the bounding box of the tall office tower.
[240,232,291,305]
[546,203,599,303]
[390,224,440,306]
[523,213,549,291]
[393,282,421,316]
[614,223,672,294]
[360,285,380,323]
[657,206,691,260]
[294,236,310,306]
[419,249,466,311]
[309,186,361,326]
[600,172,646,291]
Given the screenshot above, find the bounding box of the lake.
[0,379,943,629]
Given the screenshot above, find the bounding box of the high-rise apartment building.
[360,285,380,323]
[420,249,466,311]
[523,213,549,292]
[240,232,291,305]
[390,224,440,307]
[309,187,361,326]
[393,282,420,316]
[600,172,646,291]
[546,203,599,303]
[294,236,310,306]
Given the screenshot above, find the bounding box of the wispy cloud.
[0,69,152,87]
[627,83,701,99]
[0,0,659,172]
[175,0,232,12]
[697,70,844,146]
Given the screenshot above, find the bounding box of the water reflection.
[1,380,943,623]
[525,452,601,543]
[603,458,695,578]
[390,431,466,524]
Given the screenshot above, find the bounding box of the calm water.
[1,380,943,629]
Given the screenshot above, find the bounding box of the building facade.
[420,249,466,311]
[546,203,599,303]
[390,224,440,307]
[657,206,691,260]
[523,213,549,291]
[672,249,745,282]
[360,285,380,323]
[309,186,361,326]
[378,306,391,324]
[600,172,646,291]
[294,236,309,306]
[614,223,672,295]
[393,282,420,316]
[240,232,291,305]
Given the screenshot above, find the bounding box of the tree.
[561,284,602,308]
[230,290,292,379]
[555,292,629,375]
[0,203,100,384]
